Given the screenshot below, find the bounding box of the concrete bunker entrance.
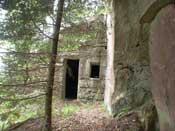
[65,59,79,99]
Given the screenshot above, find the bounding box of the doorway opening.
[65,59,79,99]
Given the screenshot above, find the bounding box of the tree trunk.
[44,0,65,131]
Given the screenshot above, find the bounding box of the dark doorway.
[65,59,79,99]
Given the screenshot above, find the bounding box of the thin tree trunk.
[44,0,65,131]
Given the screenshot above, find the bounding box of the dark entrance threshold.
[65,59,79,99]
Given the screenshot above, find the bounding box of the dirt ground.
[7,100,143,131]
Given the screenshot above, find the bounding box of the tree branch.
[0,80,47,87]
[32,20,53,39]
[0,93,45,102]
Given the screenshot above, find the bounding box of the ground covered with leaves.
[7,100,143,131]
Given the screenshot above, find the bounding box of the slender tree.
[44,0,65,130]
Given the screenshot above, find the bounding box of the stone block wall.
[54,45,107,102]
[78,45,107,102]
[53,15,107,102]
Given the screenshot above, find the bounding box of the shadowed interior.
[65,59,79,99]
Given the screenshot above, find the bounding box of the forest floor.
[7,100,143,131]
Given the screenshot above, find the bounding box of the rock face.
[54,16,107,102]
[106,0,153,115]
[150,4,175,130]
[105,0,175,116]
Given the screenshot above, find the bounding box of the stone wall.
[54,15,107,102]
[54,44,107,102]
[78,45,107,102]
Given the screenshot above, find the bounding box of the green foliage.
[64,32,97,42]
[63,0,107,24]
[1,40,50,85]
[54,105,80,118]
[0,0,108,130]
[1,0,49,40]
[60,105,80,117]
[0,39,49,130]
[59,43,81,52]
[0,0,51,128]
[0,93,45,130]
